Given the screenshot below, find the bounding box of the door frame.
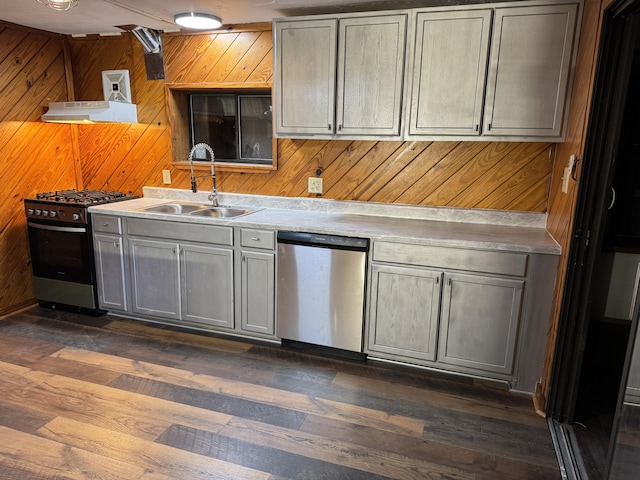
[548,0,640,422]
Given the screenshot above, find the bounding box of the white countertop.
[89,188,561,255]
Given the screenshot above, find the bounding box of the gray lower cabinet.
[95,218,276,340]
[129,238,234,327]
[180,243,234,329]
[238,228,276,337]
[94,233,127,311]
[93,214,127,312]
[368,264,441,361]
[438,272,524,374]
[240,251,275,335]
[366,241,529,382]
[129,238,181,320]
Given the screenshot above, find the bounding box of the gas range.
[25,189,136,225]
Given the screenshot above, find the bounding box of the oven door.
[27,220,94,285]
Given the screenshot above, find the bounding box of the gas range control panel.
[25,202,86,224]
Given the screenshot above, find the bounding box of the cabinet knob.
[114,241,119,248]
[338,124,342,131]
[327,124,332,131]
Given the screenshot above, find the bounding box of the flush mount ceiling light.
[174,12,222,30]
[37,0,78,11]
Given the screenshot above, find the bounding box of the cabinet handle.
[487,123,492,131]
[251,237,260,241]
[328,124,332,131]
[338,124,342,131]
[435,277,439,285]
[474,124,479,132]
[448,278,452,286]
[102,223,110,227]
[114,241,119,248]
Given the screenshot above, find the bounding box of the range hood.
[42,70,137,124]
[41,101,138,124]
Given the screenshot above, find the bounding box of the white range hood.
[41,100,138,124]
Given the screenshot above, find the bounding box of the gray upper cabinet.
[274,18,337,136]
[407,9,492,137]
[274,12,407,138]
[483,3,579,138]
[335,14,407,136]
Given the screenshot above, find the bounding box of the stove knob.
[49,211,58,218]
[27,209,34,215]
[43,210,49,216]
[35,209,42,215]
[72,213,80,221]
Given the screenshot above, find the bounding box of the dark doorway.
[549,1,640,478]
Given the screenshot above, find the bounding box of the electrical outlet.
[308,177,323,194]
[162,169,172,184]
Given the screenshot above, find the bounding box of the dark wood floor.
[0,307,561,479]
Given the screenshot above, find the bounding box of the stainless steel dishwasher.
[277,231,369,353]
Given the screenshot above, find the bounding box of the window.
[189,92,273,165]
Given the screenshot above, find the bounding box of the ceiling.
[0,0,442,36]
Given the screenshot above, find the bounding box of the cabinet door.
[94,233,127,311]
[438,272,523,374]
[407,9,492,136]
[368,264,442,361]
[274,18,337,135]
[336,14,407,136]
[241,251,275,336]
[180,244,234,329]
[129,238,180,320]
[483,3,579,138]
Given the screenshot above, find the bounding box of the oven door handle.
[28,222,87,233]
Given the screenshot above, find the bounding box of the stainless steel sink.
[188,207,255,218]
[140,202,209,214]
[139,202,258,219]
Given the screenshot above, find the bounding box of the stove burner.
[35,189,133,204]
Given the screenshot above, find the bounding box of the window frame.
[166,83,277,173]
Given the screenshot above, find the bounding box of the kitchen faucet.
[188,142,218,206]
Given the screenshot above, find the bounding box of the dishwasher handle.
[277,231,369,252]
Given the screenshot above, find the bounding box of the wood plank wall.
[0,22,77,316]
[70,24,553,212]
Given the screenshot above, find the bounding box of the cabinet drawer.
[127,218,233,246]
[373,242,528,277]
[92,215,122,234]
[241,229,275,250]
